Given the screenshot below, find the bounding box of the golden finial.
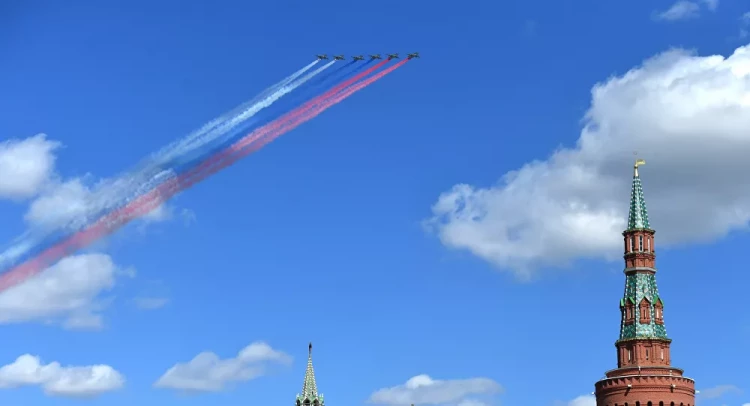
[634,158,646,177]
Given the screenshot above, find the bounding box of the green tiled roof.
[627,170,651,230]
[619,272,668,341]
[296,343,324,405]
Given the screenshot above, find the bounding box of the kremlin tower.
[296,343,325,406]
[594,160,696,406]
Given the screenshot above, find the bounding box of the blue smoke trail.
[0,60,337,272]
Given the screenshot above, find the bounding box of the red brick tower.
[594,160,696,406]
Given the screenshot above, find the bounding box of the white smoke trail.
[0,60,329,271]
[153,60,337,165]
[148,60,320,166]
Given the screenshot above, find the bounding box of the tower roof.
[619,160,668,341]
[296,343,324,405]
[626,159,651,231]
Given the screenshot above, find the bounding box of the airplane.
[387,53,399,59]
[352,55,365,61]
[407,52,420,59]
[369,54,382,60]
[333,55,345,60]
[316,54,328,60]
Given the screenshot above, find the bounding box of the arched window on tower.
[639,297,651,324]
[623,298,635,325]
[654,298,664,324]
[639,235,644,251]
[647,236,651,252]
[629,236,634,252]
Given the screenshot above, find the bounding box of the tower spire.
[627,159,650,230]
[296,343,324,406]
[594,161,695,406]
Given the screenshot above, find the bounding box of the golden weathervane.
[634,158,646,177]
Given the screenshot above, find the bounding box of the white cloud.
[741,12,750,39]
[697,384,741,399]
[653,0,718,21]
[702,0,719,11]
[0,134,60,200]
[133,297,169,310]
[565,395,596,406]
[367,374,502,406]
[0,253,129,329]
[426,44,750,278]
[154,341,292,393]
[654,1,701,21]
[457,400,488,406]
[24,178,93,230]
[25,176,176,232]
[0,354,124,398]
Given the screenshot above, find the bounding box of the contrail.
[0,59,409,292]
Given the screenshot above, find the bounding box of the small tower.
[594,160,696,406]
[296,343,324,406]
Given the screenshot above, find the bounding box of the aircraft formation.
[316,52,420,61]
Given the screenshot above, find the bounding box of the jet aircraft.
[352,55,365,61]
[407,52,420,59]
[316,54,328,60]
[387,53,399,59]
[334,55,345,60]
[369,54,382,60]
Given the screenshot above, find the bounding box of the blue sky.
[1,1,750,405]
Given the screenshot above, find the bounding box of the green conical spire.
[296,343,324,406]
[626,159,651,230]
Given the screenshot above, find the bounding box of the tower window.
[629,236,634,252]
[647,237,651,252]
[638,235,643,251]
[654,300,664,325]
[645,349,649,360]
[639,298,651,324]
[624,300,635,325]
[661,348,664,360]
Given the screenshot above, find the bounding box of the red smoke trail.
[174,59,410,192]
[0,59,408,292]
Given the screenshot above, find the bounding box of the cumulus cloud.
[426,44,750,278]
[367,374,502,406]
[154,341,292,393]
[24,175,176,232]
[0,134,60,200]
[653,0,717,21]
[0,253,130,329]
[0,354,124,398]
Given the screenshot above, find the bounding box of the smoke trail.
[0,59,408,292]
[149,60,319,164]
[154,60,337,166]
[314,60,357,83]
[0,61,324,271]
